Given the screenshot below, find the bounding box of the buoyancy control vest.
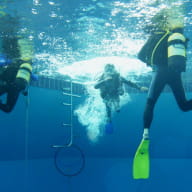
[138,31,169,67]
[138,29,187,72]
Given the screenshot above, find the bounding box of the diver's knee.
[3,106,13,113]
[179,103,189,112]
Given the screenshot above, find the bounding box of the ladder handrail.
[52,79,81,148]
[68,79,73,147]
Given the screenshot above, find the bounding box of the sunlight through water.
[2,0,190,141]
[29,0,192,141]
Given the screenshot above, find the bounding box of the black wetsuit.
[0,35,28,113]
[138,30,192,128]
[0,61,27,113]
[0,14,31,113]
[95,72,141,122]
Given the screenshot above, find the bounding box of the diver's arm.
[94,76,112,89]
[138,44,148,63]
[121,77,148,91]
[0,85,20,113]
[122,78,141,90]
[138,35,156,64]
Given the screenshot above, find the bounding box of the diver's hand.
[140,86,148,92]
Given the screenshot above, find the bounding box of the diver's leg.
[170,72,192,111]
[143,70,166,138]
[0,85,20,113]
[105,101,112,123]
[113,96,120,112]
[104,102,114,134]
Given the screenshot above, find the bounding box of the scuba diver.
[94,64,148,134]
[0,14,33,113]
[133,8,192,179]
[138,10,192,140]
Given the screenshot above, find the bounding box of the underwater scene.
[0,0,192,191]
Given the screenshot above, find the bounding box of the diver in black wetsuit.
[132,8,192,180]
[138,12,192,140]
[95,64,148,126]
[0,14,33,113]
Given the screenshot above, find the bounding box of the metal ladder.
[52,79,81,148]
[52,79,85,177]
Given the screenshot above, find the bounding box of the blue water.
[0,0,192,192]
[1,88,192,191]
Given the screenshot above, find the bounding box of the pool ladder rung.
[62,92,81,97]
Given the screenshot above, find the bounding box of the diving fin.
[133,139,150,179]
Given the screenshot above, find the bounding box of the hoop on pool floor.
[54,144,85,177]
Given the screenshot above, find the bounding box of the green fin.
[133,139,150,179]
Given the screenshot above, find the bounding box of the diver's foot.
[143,135,149,140]
[143,128,149,140]
[143,133,149,140]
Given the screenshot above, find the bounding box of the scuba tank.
[16,62,32,84]
[15,62,32,92]
[15,38,33,91]
[167,31,186,72]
